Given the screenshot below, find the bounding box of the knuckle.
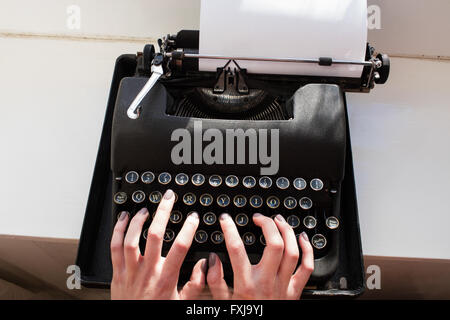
[286,250,300,262]
[268,238,284,252]
[303,261,314,273]
[228,242,244,254]
[110,241,122,253]
[173,240,190,252]
[123,241,137,252]
[240,283,256,297]
[147,230,163,242]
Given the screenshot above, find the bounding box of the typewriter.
[107,29,390,290]
[77,29,389,295]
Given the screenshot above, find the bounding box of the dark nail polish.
[275,214,285,222]
[118,211,128,221]
[209,252,217,267]
[139,207,149,215]
[188,211,199,220]
[201,259,207,273]
[163,189,174,200]
[301,232,309,242]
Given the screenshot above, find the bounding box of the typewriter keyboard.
[113,171,340,261]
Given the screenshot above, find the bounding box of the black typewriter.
[77,30,390,296]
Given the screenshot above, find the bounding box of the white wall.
[1,0,449,260]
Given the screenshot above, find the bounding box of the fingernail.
[220,213,230,221]
[163,189,174,200]
[201,259,207,273]
[301,232,309,242]
[275,214,285,222]
[253,213,262,218]
[188,211,199,220]
[118,211,128,221]
[138,207,148,215]
[209,252,217,267]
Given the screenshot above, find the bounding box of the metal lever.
[127,54,164,119]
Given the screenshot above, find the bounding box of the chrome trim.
[233,195,247,208]
[235,213,249,227]
[131,190,146,203]
[175,173,189,186]
[225,175,239,188]
[141,171,155,184]
[311,234,327,249]
[158,172,172,185]
[125,171,139,184]
[203,212,217,226]
[276,177,290,190]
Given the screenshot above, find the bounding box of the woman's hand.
[110,189,207,300]
[207,213,314,300]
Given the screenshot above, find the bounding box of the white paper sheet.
[199,0,368,78]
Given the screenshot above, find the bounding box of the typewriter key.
[283,196,297,210]
[235,213,249,227]
[203,212,217,225]
[158,172,172,185]
[311,234,327,249]
[132,190,146,203]
[199,193,213,206]
[299,197,313,210]
[175,173,189,186]
[225,175,239,188]
[183,193,197,205]
[194,230,208,243]
[217,194,230,207]
[259,176,272,189]
[191,173,205,186]
[233,195,247,208]
[286,215,300,228]
[170,211,183,224]
[249,195,263,208]
[209,175,222,187]
[276,177,290,190]
[243,176,256,188]
[149,191,162,204]
[293,178,307,191]
[310,178,324,191]
[142,229,148,240]
[260,235,266,245]
[163,229,175,242]
[141,171,155,184]
[266,196,280,209]
[125,171,139,184]
[211,231,224,244]
[303,216,317,229]
[326,216,340,230]
[242,232,256,246]
[113,192,127,204]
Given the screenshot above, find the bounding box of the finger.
[253,213,284,277]
[291,232,314,295]
[207,253,232,300]
[179,259,207,300]
[219,213,251,276]
[273,215,299,285]
[110,211,129,275]
[144,189,175,264]
[123,207,149,271]
[163,211,199,278]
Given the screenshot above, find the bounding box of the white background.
[1,0,450,260]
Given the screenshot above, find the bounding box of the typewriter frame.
[76,54,366,297]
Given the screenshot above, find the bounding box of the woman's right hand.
[206,213,314,300]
